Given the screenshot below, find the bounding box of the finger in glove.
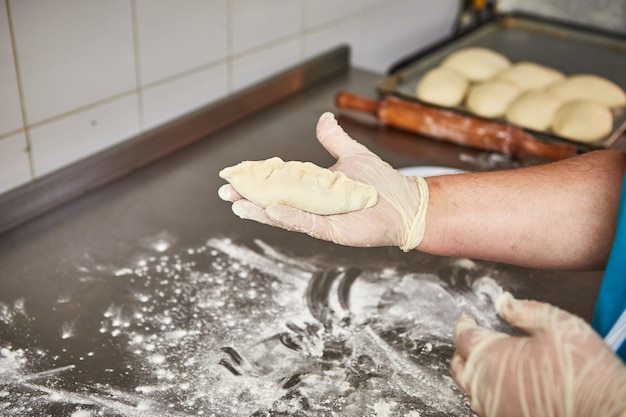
[218,184,243,202]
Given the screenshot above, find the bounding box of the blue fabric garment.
[592,173,626,361]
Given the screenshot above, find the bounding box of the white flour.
[459,152,520,171]
[0,236,509,417]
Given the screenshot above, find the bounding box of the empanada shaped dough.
[219,157,378,215]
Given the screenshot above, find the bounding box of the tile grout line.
[299,4,371,38]
[226,0,233,93]
[5,0,36,179]
[130,0,145,131]
[0,90,136,139]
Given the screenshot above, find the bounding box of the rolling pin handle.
[335,91,379,117]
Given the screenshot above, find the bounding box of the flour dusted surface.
[0,235,509,417]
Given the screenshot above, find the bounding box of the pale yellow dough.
[494,62,565,91]
[465,80,522,118]
[416,67,469,107]
[505,90,563,131]
[551,100,613,143]
[546,74,626,109]
[440,47,511,82]
[219,157,378,215]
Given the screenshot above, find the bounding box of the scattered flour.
[71,409,92,417]
[459,152,521,171]
[0,236,511,417]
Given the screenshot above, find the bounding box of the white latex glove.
[218,112,429,251]
[452,292,626,417]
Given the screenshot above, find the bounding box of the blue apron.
[592,173,626,361]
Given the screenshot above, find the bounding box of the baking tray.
[378,13,626,150]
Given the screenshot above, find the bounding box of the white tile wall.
[0,1,23,136]
[361,0,458,72]
[142,63,229,130]
[0,0,461,194]
[305,0,363,28]
[0,132,31,193]
[135,0,228,86]
[30,95,140,176]
[232,39,302,91]
[231,0,302,54]
[305,18,364,63]
[11,0,136,124]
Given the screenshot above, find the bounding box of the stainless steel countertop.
[0,62,604,417]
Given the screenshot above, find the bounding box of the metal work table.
[0,49,604,417]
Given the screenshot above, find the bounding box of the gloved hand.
[218,112,429,251]
[451,292,626,417]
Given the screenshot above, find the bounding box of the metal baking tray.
[378,13,626,150]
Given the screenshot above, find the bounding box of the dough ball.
[494,62,565,91]
[546,74,626,109]
[440,47,511,82]
[551,100,613,143]
[465,80,522,118]
[219,157,378,215]
[416,67,469,107]
[505,90,563,131]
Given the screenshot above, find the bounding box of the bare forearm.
[419,150,626,270]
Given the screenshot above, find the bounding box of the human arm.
[451,292,626,417]
[219,112,626,270]
[421,149,626,270]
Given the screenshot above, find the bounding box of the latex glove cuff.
[399,176,429,252]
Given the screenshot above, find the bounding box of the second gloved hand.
[218,112,428,251]
[451,292,626,417]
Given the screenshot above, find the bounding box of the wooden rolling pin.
[335,91,580,161]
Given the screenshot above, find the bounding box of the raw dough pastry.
[465,80,522,118]
[546,74,626,109]
[416,67,469,107]
[551,100,613,143]
[219,157,378,215]
[494,62,565,91]
[505,90,563,131]
[440,47,511,82]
